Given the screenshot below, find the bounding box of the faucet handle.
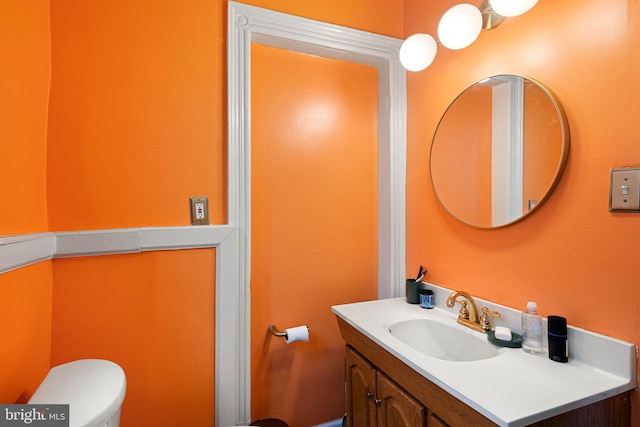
[481,307,501,332]
[458,300,469,320]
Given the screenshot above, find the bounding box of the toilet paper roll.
[284,325,309,344]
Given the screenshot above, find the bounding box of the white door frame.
[223,2,407,424]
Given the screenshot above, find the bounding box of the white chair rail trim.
[0,225,234,272]
[0,232,56,273]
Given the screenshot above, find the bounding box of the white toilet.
[28,359,126,427]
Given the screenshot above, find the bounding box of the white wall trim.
[0,233,56,273]
[0,226,235,268]
[228,1,406,425]
[55,228,141,257]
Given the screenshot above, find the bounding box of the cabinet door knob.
[374,398,382,406]
[366,392,374,400]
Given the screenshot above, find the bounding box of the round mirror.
[430,75,570,228]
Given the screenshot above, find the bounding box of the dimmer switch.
[609,168,640,212]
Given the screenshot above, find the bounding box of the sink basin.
[388,318,500,362]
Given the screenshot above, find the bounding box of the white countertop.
[332,288,637,427]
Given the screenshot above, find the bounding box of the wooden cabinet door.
[376,371,426,427]
[346,346,377,427]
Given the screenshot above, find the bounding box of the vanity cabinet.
[338,317,631,427]
[346,346,426,427]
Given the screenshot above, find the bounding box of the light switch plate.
[190,197,209,225]
[609,168,640,212]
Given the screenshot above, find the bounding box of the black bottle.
[548,315,568,363]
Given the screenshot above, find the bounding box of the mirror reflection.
[430,75,570,228]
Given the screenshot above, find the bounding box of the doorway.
[223,2,406,424]
[251,44,379,425]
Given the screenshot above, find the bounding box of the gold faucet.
[446,291,484,333]
[446,291,502,333]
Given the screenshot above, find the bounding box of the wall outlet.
[609,168,640,212]
[190,197,209,225]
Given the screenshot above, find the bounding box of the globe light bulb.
[399,33,437,72]
[489,0,538,17]
[437,4,483,50]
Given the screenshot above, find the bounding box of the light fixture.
[399,0,538,72]
[489,0,538,17]
[438,4,483,50]
[399,34,437,72]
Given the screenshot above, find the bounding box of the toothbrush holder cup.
[406,279,426,304]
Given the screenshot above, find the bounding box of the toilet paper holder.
[268,324,309,338]
[268,324,287,337]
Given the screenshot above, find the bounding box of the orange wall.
[0,0,50,235]
[251,45,379,425]
[0,0,52,404]
[405,0,640,422]
[47,0,226,230]
[0,263,53,404]
[50,250,216,427]
[241,0,403,38]
[44,0,402,233]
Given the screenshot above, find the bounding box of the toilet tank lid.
[29,359,127,427]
